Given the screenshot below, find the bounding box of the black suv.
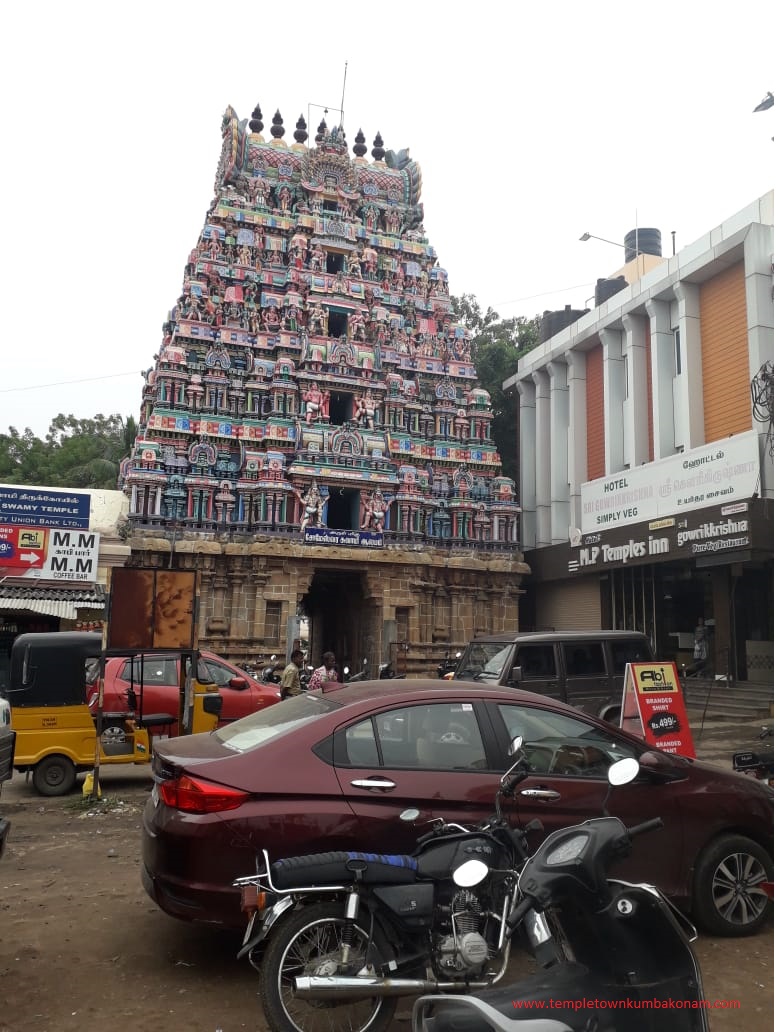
[453,630,654,723]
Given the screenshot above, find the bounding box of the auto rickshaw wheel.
[32,755,77,796]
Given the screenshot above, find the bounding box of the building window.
[396,607,410,643]
[673,328,682,375]
[265,601,282,644]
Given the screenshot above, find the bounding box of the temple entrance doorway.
[301,569,379,679]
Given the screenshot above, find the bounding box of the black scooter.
[733,725,774,786]
[413,758,709,1032]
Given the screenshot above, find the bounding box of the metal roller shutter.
[536,577,602,631]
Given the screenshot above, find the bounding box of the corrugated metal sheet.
[537,577,602,631]
[0,583,106,620]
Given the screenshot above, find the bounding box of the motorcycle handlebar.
[627,817,664,838]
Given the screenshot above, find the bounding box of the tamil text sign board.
[620,662,696,759]
[0,526,99,582]
[0,486,91,528]
[581,430,758,534]
[304,528,384,548]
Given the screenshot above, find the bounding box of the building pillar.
[547,360,570,544]
[600,327,626,474]
[672,282,705,450]
[517,379,537,550]
[565,349,587,533]
[744,220,775,499]
[532,370,551,547]
[622,312,650,468]
[645,297,677,460]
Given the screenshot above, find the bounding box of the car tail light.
[158,774,248,814]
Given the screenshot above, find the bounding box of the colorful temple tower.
[121,104,528,673]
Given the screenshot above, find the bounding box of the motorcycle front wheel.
[259,901,397,1032]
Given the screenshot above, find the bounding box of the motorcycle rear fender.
[237,894,295,959]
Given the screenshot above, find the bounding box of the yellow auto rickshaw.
[4,631,222,796]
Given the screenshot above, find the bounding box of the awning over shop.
[0,583,106,620]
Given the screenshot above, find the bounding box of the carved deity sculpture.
[304,382,326,424]
[354,389,377,428]
[299,481,324,531]
[309,303,328,336]
[310,245,326,272]
[361,489,387,532]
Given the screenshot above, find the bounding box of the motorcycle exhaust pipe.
[294,975,492,999]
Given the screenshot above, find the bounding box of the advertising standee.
[620,662,696,759]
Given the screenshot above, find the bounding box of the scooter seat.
[271,850,418,888]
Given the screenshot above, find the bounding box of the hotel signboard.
[580,430,759,534]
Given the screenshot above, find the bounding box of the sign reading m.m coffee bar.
[580,431,759,534]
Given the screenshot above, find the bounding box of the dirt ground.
[0,717,772,1032]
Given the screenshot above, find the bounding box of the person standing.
[308,651,338,692]
[692,618,710,675]
[280,649,304,699]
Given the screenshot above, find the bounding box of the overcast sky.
[2,1,773,438]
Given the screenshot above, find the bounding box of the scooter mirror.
[608,757,639,786]
[400,808,420,822]
[508,736,524,756]
[453,858,489,888]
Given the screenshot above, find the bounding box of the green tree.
[452,295,540,482]
[0,414,137,489]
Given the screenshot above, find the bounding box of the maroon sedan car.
[142,680,773,936]
[91,652,281,732]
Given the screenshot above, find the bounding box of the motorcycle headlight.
[545,833,589,865]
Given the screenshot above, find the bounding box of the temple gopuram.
[121,103,528,674]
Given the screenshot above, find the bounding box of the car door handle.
[520,788,561,800]
[350,777,397,792]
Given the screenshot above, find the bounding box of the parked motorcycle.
[261,656,283,684]
[378,661,405,679]
[733,724,774,786]
[344,658,369,683]
[437,650,462,680]
[234,745,542,1032]
[412,760,709,1032]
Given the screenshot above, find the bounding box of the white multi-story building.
[506,193,773,686]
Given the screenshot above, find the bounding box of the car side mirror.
[511,665,523,683]
[608,757,639,786]
[638,749,686,783]
[229,677,247,689]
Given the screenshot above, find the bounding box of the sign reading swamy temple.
[0,487,91,529]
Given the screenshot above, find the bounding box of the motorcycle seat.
[271,850,419,888]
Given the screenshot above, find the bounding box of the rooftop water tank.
[539,305,589,344]
[595,276,628,307]
[624,228,662,264]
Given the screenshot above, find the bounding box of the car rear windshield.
[453,642,512,681]
[213,692,344,752]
